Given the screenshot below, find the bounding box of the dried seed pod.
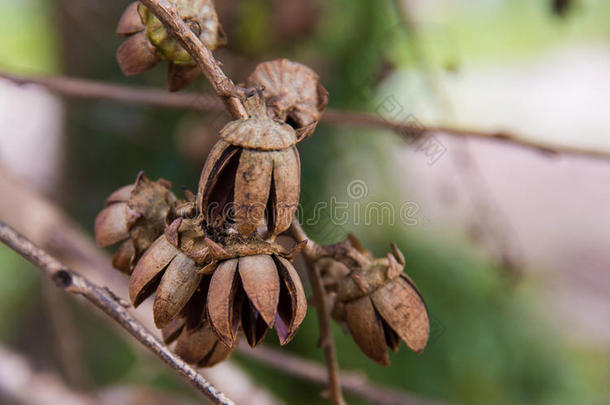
[116,0,226,91]
[247,59,328,139]
[174,320,234,367]
[94,173,177,274]
[160,288,235,367]
[196,93,300,238]
[320,238,429,365]
[206,254,306,348]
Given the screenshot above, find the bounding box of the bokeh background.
[1,0,609,404]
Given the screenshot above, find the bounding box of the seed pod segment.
[197,93,301,238]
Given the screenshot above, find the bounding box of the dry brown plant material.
[94,172,177,274]
[196,92,301,238]
[247,59,328,140]
[319,236,430,365]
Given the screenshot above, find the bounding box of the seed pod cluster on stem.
[101,14,330,365]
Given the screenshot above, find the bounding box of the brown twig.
[237,344,443,405]
[138,0,246,119]
[1,72,607,160]
[290,220,346,405]
[0,222,234,405]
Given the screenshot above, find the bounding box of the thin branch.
[138,0,246,119]
[0,222,234,405]
[290,220,346,405]
[237,344,443,405]
[1,72,607,160]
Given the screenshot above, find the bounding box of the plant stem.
[290,220,346,405]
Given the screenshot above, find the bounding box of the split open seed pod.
[94,173,177,274]
[321,239,430,365]
[196,92,300,238]
[161,295,235,368]
[206,254,307,348]
[116,0,226,91]
[247,59,328,139]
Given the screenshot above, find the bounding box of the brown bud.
[247,59,328,139]
[323,239,430,365]
[206,254,306,348]
[196,94,300,238]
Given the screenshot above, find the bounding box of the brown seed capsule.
[160,289,235,367]
[116,0,226,91]
[320,238,430,365]
[94,173,177,274]
[197,93,300,238]
[206,254,306,348]
[247,59,328,139]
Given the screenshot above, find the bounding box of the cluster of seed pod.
[97,56,327,366]
[103,0,429,369]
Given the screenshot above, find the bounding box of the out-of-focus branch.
[138,0,246,119]
[0,222,234,405]
[290,220,346,405]
[0,345,98,405]
[1,72,607,160]
[237,344,444,405]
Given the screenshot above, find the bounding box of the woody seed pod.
[197,92,300,238]
[247,59,328,139]
[320,237,430,365]
[94,173,177,274]
[116,0,226,91]
[206,254,307,348]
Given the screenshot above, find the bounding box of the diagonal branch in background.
[1,72,608,160]
[137,0,246,119]
[0,223,234,405]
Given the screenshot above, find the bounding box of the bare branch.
[0,222,234,405]
[290,220,346,405]
[1,72,607,160]
[238,344,443,405]
[137,0,246,119]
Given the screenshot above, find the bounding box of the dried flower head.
[196,92,300,238]
[247,59,328,139]
[127,215,307,349]
[319,235,430,365]
[94,172,177,274]
[116,0,226,91]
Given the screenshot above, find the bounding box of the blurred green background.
[1,0,609,404]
